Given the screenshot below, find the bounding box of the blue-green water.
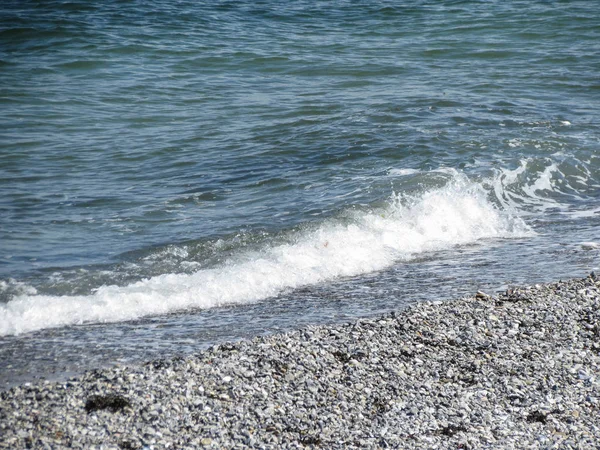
[1,0,599,386]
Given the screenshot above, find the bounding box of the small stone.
[1,276,600,449]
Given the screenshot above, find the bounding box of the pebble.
[1,275,600,448]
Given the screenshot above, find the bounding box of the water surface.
[1,0,599,387]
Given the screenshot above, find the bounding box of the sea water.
[1,0,598,387]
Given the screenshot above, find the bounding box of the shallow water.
[1,0,599,387]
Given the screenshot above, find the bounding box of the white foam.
[523,163,558,195]
[490,155,600,220]
[580,242,599,250]
[0,174,531,336]
[569,207,600,219]
[508,139,522,148]
[0,279,38,297]
[491,159,568,214]
[387,168,420,176]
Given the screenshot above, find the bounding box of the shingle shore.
[1,275,599,449]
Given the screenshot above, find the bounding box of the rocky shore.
[1,275,599,449]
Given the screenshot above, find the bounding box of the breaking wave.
[0,171,531,336]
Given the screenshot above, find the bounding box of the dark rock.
[299,434,322,446]
[526,410,547,424]
[119,440,138,450]
[146,359,171,370]
[332,350,351,363]
[440,424,467,436]
[85,394,131,413]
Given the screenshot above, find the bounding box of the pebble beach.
[1,275,599,449]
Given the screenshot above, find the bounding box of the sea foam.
[0,173,531,336]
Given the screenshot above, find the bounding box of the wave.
[0,171,531,336]
[488,155,599,216]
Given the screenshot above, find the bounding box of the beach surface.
[1,275,599,449]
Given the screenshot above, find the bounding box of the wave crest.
[0,171,531,336]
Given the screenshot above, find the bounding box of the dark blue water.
[1,0,599,387]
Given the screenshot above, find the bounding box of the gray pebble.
[1,275,600,448]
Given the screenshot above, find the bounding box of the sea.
[1,0,598,388]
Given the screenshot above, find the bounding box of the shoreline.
[1,275,599,448]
